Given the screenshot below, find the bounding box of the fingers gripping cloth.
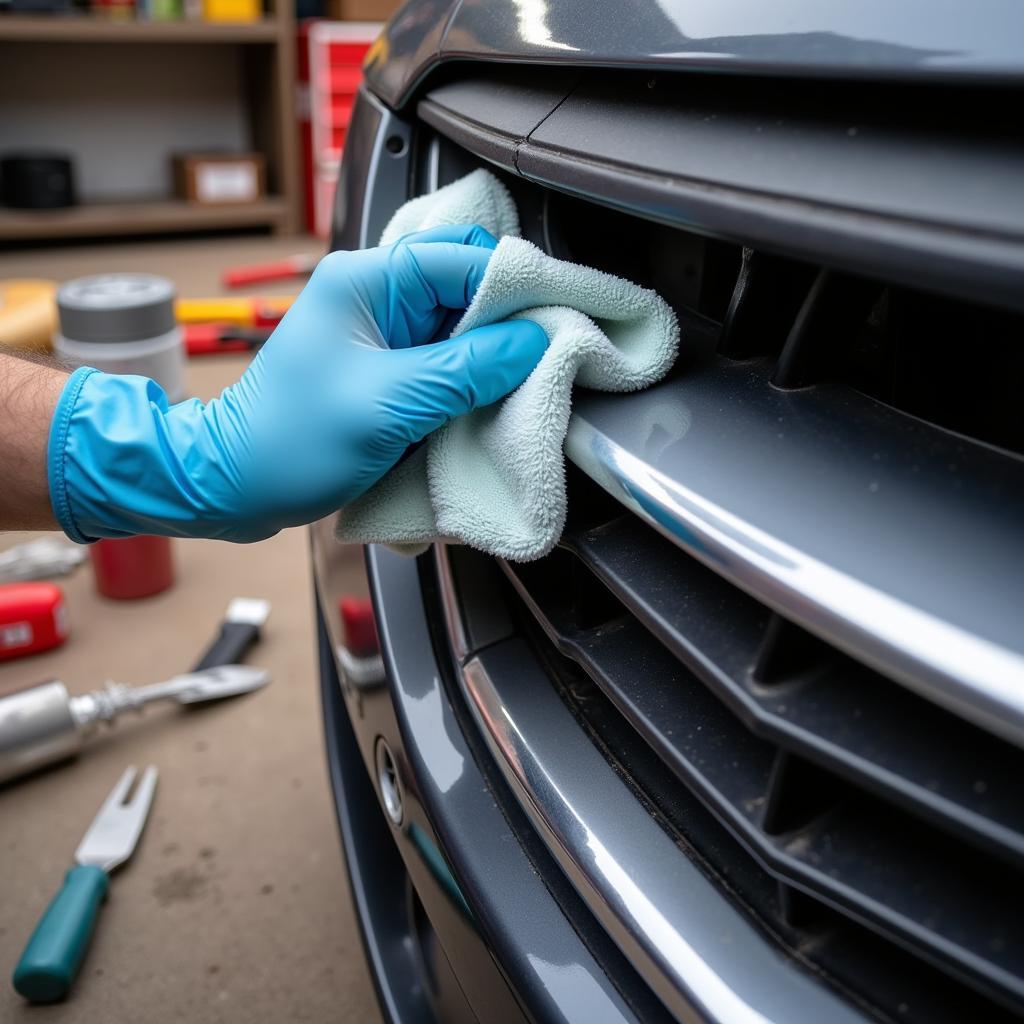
[335,169,680,562]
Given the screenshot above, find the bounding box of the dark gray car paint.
[418,75,1024,314]
[318,606,454,1024]
[313,517,646,1024]
[362,0,453,115]
[366,0,1024,109]
[331,88,415,252]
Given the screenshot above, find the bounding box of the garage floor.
[0,234,382,1024]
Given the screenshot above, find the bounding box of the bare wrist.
[0,349,70,531]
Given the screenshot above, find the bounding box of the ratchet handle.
[13,864,109,1003]
[192,620,261,672]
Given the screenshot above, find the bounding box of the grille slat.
[718,248,816,360]
[502,554,779,821]
[566,358,1024,748]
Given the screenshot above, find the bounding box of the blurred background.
[0,0,401,1019]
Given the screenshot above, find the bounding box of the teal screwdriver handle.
[12,865,109,1003]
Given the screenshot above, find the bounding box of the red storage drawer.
[327,97,355,123]
[327,41,371,64]
[307,20,380,237]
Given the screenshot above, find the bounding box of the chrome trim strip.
[434,544,470,663]
[460,643,868,1024]
[563,370,1024,749]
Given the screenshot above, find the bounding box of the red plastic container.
[0,582,70,661]
[90,536,175,600]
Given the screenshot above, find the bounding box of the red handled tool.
[221,254,317,289]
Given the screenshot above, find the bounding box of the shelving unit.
[0,196,292,241]
[0,15,280,41]
[0,8,300,242]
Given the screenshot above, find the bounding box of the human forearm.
[11,228,545,544]
[0,348,67,531]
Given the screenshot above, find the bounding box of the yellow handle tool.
[175,295,294,328]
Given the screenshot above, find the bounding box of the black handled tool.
[192,597,270,671]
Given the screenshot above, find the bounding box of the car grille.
[493,480,1023,1023]
[412,72,1024,1023]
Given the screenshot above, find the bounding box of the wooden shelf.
[0,4,301,239]
[0,15,280,43]
[0,197,291,241]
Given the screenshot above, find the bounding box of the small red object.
[339,596,379,657]
[252,302,290,329]
[0,582,70,661]
[221,255,316,289]
[90,536,175,601]
[184,323,271,357]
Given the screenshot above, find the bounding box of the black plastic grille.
[541,187,1024,458]
[496,190,1024,1021]
[488,186,1024,1008]
[485,482,1023,1022]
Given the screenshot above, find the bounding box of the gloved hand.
[49,225,548,543]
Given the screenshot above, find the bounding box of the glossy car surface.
[312,3,1024,1021]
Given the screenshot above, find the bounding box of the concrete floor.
[0,234,382,1023]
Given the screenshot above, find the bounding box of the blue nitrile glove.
[48,225,548,543]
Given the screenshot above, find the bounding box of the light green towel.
[335,169,679,562]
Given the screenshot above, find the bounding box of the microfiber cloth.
[336,169,680,562]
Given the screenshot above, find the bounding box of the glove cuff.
[47,366,99,544]
[46,366,252,543]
